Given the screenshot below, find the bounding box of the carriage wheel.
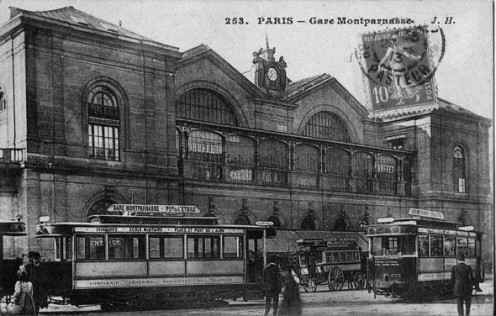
[303,279,317,292]
[327,267,344,291]
[353,272,366,290]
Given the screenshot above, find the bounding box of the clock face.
[267,67,278,81]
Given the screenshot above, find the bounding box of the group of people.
[5,252,48,315]
[264,253,480,316]
[263,256,302,316]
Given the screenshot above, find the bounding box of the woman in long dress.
[6,270,36,315]
[279,270,302,316]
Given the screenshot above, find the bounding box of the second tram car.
[34,204,274,309]
[0,219,26,300]
[366,208,483,300]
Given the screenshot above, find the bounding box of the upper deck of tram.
[0,219,26,236]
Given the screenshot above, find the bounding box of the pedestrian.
[263,256,281,316]
[5,270,36,315]
[279,270,302,316]
[25,252,48,314]
[451,253,475,316]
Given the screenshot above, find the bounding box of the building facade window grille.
[176,88,238,126]
[453,146,466,193]
[87,86,120,161]
[294,144,319,188]
[303,111,350,142]
[353,152,374,194]
[324,148,351,192]
[185,130,223,181]
[375,154,397,195]
[226,135,255,183]
[0,88,6,111]
[258,139,288,186]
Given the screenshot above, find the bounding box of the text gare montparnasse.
[226,17,414,26]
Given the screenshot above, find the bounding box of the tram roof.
[0,220,27,236]
[368,217,483,234]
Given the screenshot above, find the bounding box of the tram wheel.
[353,272,366,290]
[328,267,344,291]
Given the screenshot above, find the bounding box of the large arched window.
[375,155,397,195]
[294,144,319,188]
[454,146,466,193]
[88,86,120,160]
[176,88,238,126]
[353,152,374,194]
[324,148,351,192]
[226,135,255,183]
[185,130,223,181]
[302,111,350,142]
[0,87,6,111]
[258,139,288,186]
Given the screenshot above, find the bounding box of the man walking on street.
[451,253,475,316]
[263,256,281,316]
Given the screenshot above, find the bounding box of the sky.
[0,0,493,119]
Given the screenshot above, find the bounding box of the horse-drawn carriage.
[289,238,366,292]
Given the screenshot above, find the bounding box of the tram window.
[164,237,183,258]
[149,237,161,259]
[187,236,220,259]
[76,237,86,259]
[339,252,346,262]
[418,235,429,257]
[444,236,456,257]
[430,235,443,257]
[352,251,359,262]
[346,252,353,262]
[467,238,475,258]
[388,237,398,255]
[55,237,72,261]
[315,252,323,264]
[399,236,415,255]
[332,252,339,263]
[108,236,145,259]
[223,236,243,258]
[89,237,105,260]
[457,237,468,257]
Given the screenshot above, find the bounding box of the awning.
[266,230,368,254]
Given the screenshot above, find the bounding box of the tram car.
[34,204,274,309]
[365,208,484,300]
[289,238,366,292]
[0,219,26,300]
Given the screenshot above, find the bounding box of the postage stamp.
[356,26,445,110]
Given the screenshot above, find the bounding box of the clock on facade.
[267,67,278,81]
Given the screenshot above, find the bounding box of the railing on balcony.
[0,148,24,163]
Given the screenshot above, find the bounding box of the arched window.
[302,111,350,142]
[294,144,319,188]
[267,215,282,228]
[258,139,288,186]
[324,148,351,192]
[234,214,251,225]
[301,216,316,231]
[375,155,397,195]
[87,199,116,217]
[185,130,223,181]
[88,85,120,160]
[353,152,374,194]
[176,88,238,126]
[454,146,466,193]
[0,87,6,111]
[226,135,255,183]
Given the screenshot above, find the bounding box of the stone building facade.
[0,7,492,267]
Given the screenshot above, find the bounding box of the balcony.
[0,148,24,164]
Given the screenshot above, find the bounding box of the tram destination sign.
[408,208,444,220]
[108,204,200,214]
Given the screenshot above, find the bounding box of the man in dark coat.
[25,252,49,314]
[451,254,475,316]
[263,256,281,316]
